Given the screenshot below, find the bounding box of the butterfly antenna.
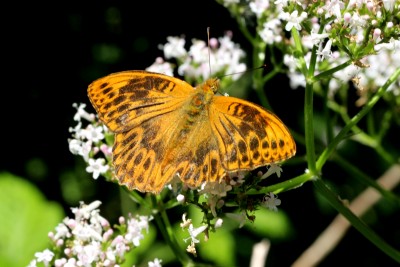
[207,27,212,78]
[217,64,267,80]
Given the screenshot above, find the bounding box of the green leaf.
[246,208,294,240]
[0,172,64,267]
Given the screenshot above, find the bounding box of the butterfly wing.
[112,109,183,192]
[88,71,197,192]
[88,70,195,133]
[209,96,296,172]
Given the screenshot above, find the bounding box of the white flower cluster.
[146,32,247,84]
[171,167,283,241]
[28,201,159,267]
[218,0,400,98]
[68,103,111,180]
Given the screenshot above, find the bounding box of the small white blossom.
[86,158,109,179]
[148,258,163,267]
[274,0,289,10]
[323,0,344,19]
[309,30,329,46]
[282,10,307,31]
[262,193,281,211]
[146,57,174,77]
[382,0,395,11]
[68,139,84,156]
[30,201,154,266]
[72,103,95,122]
[317,39,333,61]
[249,0,270,18]
[222,0,240,7]
[185,224,208,244]
[34,249,54,266]
[176,194,185,203]
[80,124,105,143]
[215,218,224,228]
[375,37,400,52]
[27,259,37,267]
[180,213,192,228]
[124,214,152,247]
[288,71,306,89]
[226,210,247,228]
[162,36,186,59]
[259,19,282,45]
[261,164,283,179]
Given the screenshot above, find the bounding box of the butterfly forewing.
[88,71,195,133]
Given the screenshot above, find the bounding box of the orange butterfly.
[88,71,296,193]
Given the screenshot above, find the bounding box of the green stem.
[316,67,400,171]
[291,27,318,175]
[247,172,314,195]
[151,195,192,265]
[313,178,400,263]
[312,59,353,82]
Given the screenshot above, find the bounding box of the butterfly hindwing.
[210,95,296,171]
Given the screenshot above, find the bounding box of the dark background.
[1,1,399,266]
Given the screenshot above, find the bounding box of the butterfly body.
[88,70,296,193]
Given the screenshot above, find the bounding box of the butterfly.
[88,70,296,193]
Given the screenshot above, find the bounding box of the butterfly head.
[202,78,220,94]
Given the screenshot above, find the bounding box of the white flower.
[34,249,54,266]
[148,258,163,267]
[262,192,281,211]
[64,258,77,267]
[125,215,152,247]
[222,0,240,6]
[249,0,270,18]
[282,10,307,31]
[146,57,174,77]
[180,213,192,228]
[162,36,186,59]
[261,164,283,179]
[72,103,95,122]
[80,124,105,143]
[54,258,67,267]
[274,0,289,10]
[175,33,246,81]
[323,0,344,19]
[288,71,306,89]
[215,218,224,228]
[86,158,109,179]
[309,30,329,46]
[176,194,185,203]
[71,222,103,242]
[73,241,101,266]
[110,235,128,257]
[382,0,395,11]
[259,19,282,45]
[68,139,84,155]
[228,171,246,185]
[375,37,400,52]
[208,195,225,217]
[348,12,367,29]
[316,39,333,61]
[27,259,37,267]
[226,210,247,228]
[184,224,208,244]
[53,222,71,240]
[373,28,382,43]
